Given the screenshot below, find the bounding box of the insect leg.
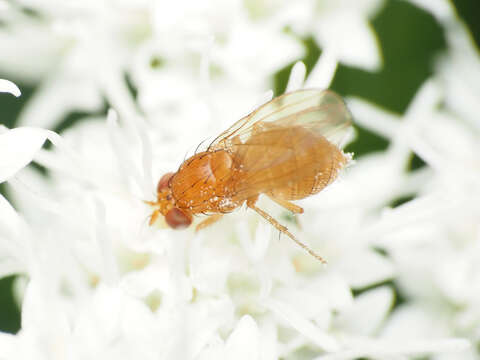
[246,198,326,264]
[195,214,224,232]
[267,197,304,214]
[149,209,160,226]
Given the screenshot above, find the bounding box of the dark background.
[1,0,479,335]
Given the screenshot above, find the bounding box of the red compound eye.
[165,208,192,229]
[157,172,174,192]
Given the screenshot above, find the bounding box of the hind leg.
[246,197,326,264]
[268,196,304,214]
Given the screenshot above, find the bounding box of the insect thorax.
[171,151,242,214]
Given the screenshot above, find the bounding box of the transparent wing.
[227,127,349,202]
[208,89,353,151]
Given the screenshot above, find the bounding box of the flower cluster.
[0,1,478,359]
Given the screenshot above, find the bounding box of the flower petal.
[315,12,382,71]
[305,49,338,89]
[263,297,339,352]
[225,315,260,360]
[334,249,395,289]
[335,286,394,336]
[0,193,21,239]
[0,127,50,183]
[0,332,17,358]
[0,79,21,97]
[286,61,306,92]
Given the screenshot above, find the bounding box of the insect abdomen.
[269,133,347,200]
[232,126,348,201]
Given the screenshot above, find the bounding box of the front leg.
[148,209,161,226]
[195,214,224,232]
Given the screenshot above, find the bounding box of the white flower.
[0,1,477,360]
[437,22,480,130]
[406,0,456,23]
[273,0,384,71]
[343,24,480,358]
[0,128,50,183]
[2,61,468,359]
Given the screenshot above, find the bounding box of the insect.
[146,89,353,263]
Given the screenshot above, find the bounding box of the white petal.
[90,285,124,341]
[93,197,119,285]
[0,127,50,183]
[382,303,450,339]
[406,0,455,22]
[197,336,225,360]
[274,286,331,329]
[188,297,236,358]
[404,80,442,120]
[21,279,68,336]
[259,319,278,360]
[218,20,304,86]
[396,338,471,355]
[0,193,21,238]
[0,0,10,11]
[0,258,24,278]
[438,25,480,129]
[189,244,231,295]
[0,332,17,358]
[305,49,338,89]
[72,285,126,356]
[335,286,394,336]
[120,266,161,297]
[17,76,102,129]
[316,12,382,71]
[315,338,470,360]
[0,194,28,275]
[0,79,21,97]
[286,61,306,92]
[305,274,354,312]
[237,222,272,263]
[225,315,260,360]
[0,22,63,83]
[346,97,400,140]
[120,294,161,359]
[263,297,339,352]
[334,249,395,289]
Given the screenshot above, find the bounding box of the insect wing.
[208,89,353,151]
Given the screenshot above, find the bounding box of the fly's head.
[147,172,192,229]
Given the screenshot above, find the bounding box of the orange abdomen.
[232,126,348,201]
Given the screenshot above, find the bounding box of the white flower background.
[1,0,479,359]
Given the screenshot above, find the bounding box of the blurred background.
[0,0,479,340]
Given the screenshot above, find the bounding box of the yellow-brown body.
[147,89,352,262]
[153,125,347,220]
[170,150,241,214]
